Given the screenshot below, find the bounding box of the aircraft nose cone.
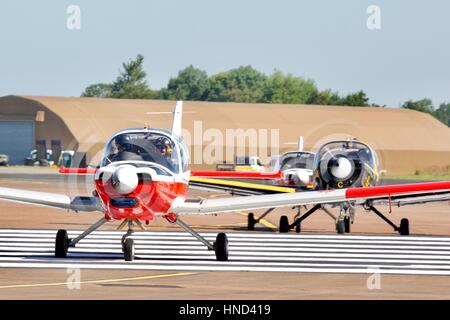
[295,170,310,184]
[113,165,139,194]
[330,157,352,179]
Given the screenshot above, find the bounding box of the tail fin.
[171,100,183,137]
[298,136,304,152]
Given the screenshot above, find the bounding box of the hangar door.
[0,121,35,165]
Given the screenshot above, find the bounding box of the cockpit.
[101,130,189,174]
[314,139,380,188]
[280,152,315,171]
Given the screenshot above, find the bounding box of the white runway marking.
[1,229,450,275]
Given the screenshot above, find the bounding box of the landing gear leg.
[288,204,322,233]
[247,208,275,230]
[367,205,410,235]
[294,206,301,233]
[336,203,352,235]
[122,220,135,261]
[55,217,108,258]
[344,206,354,233]
[170,216,229,261]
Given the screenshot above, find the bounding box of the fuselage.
[94,128,190,221]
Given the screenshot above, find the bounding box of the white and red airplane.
[0,101,449,262]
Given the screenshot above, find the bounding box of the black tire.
[279,215,289,233]
[247,213,256,231]
[124,238,135,261]
[215,233,229,261]
[55,229,69,258]
[336,220,345,234]
[295,222,301,233]
[344,216,351,233]
[399,218,410,236]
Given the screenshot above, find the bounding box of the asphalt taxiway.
[0,168,449,299]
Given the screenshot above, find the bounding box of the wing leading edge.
[0,187,101,212]
[174,181,450,215]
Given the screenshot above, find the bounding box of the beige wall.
[1,95,449,174]
[0,96,77,152]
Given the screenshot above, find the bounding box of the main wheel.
[295,222,301,233]
[279,215,289,233]
[55,229,69,258]
[336,220,345,234]
[215,233,229,261]
[344,216,351,233]
[123,238,135,261]
[399,218,410,236]
[248,213,256,231]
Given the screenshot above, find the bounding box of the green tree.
[109,54,155,99]
[81,83,112,98]
[434,102,450,126]
[307,89,343,105]
[162,65,209,100]
[262,71,317,104]
[341,90,370,107]
[402,98,434,114]
[206,66,267,102]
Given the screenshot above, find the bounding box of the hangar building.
[0,95,449,174]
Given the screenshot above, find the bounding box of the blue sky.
[0,0,449,107]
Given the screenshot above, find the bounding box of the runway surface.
[1,229,450,275]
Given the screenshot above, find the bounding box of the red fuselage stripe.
[59,167,97,174]
[345,181,450,199]
[191,171,282,179]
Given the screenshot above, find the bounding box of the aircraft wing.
[173,181,450,215]
[189,176,295,196]
[0,187,102,212]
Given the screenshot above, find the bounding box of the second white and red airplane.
[0,101,449,261]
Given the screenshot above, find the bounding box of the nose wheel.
[123,238,135,261]
[336,219,345,234]
[120,220,138,261]
[344,216,351,233]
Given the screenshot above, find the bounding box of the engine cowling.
[318,150,362,189]
[112,164,139,194]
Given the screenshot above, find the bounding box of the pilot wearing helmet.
[154,136,178,170]
[109,134,142,162]
[155,137,173,158]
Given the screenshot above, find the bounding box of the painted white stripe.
[2,246,450,260]
[1,229,450,242]
[2,231,450,247]
[2,242,450,256]
[2,229,450,275]
[3,237,450,251]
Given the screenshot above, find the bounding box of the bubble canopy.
[280,152,315,171]
[100,129,189,174]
